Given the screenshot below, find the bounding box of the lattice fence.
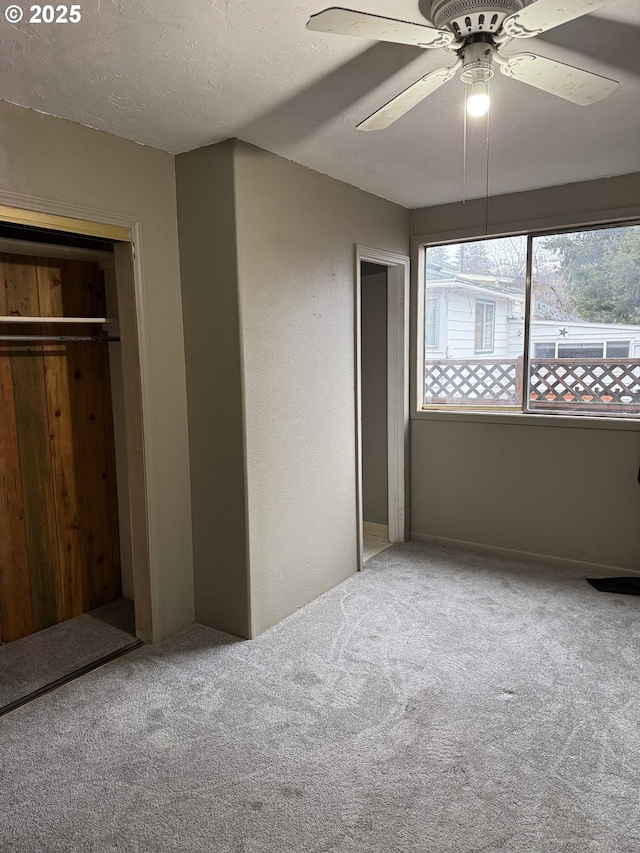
[424,359,519,406]
[424,357,640,413]
[529,359,640,412]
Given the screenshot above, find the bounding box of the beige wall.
[412,419,640,570]
[233,141,409,636]
[0,101,194,640]
[411,173,640,241]
[174,139,409,638]
[361,267,388,526]
[411,173,640,571]
[175,141,250,638]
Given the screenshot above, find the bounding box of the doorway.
[356,246,410,569]
[360,262,392,561]
[0,225,144,714]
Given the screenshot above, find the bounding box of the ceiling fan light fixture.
[461,41,494,116]
[467,80,491,116]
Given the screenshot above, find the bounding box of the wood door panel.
[0,283,33,642]
[63,260,119,609]
[0,254,121,643]
[100,341,122,600]
[37,259,88,621]
[11,342,62,632]
[3,256,62,634]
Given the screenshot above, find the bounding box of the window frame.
[416,217,640,424]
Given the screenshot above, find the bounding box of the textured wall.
[175,141,250,638]
[0,100,194,640]
[412,419,640,570]
[233,142,410,636]
[361,268,388,526]
[411,173,640,571]
[411,173,640,240]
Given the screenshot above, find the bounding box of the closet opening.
[0,219,147,715]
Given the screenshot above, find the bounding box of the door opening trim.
[0,204,131,242]
[355,246,410,570]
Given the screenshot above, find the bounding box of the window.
[606,341,630,357]
[534,343,556,358]
[422,222,640,418]
[475,300,495,353]
[425,296,440,349]
[423,235,526,409]
[534,341,631,359]
[557,343,603,358]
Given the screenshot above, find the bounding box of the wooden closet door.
[0,254,121,643]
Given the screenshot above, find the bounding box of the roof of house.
[426,262,525,302]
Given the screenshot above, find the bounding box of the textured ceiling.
[0,0,639,207]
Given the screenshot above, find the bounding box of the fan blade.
[499,53,618,104]
[307,7,454,49]
[502,0,619,39]
[357,62,461,131]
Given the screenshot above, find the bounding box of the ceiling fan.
[306,0,620,129]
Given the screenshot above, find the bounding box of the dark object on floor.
[587,577,640,595]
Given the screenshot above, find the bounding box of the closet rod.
[0,335,120,343]
[0,316,109,324]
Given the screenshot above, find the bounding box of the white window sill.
[412,407,640,432]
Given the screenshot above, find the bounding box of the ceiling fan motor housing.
[460,41,494,82]
[430,0,525,39]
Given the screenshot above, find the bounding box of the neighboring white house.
[426,262,640,361]
[528,320,640,359]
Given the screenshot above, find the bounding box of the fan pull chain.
[484,79,491,235]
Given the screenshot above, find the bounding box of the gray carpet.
[0,599,136,709]
[1,543,639,852]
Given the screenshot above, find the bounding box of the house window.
[425,296,440,348]
[536,342,631,359]
[606,341,630,357]
[557,343,603,358]
[475,300,495,353]
[534,343,556,358]
[422,222,640,418]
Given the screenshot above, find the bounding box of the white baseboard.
[364,521,389,537]
[409,532,640,577]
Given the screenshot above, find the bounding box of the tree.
[484,236,528,279]
[427,241,493,274]
[426,245,451,267]
[457,241,491,274]
[544,227,640,324]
